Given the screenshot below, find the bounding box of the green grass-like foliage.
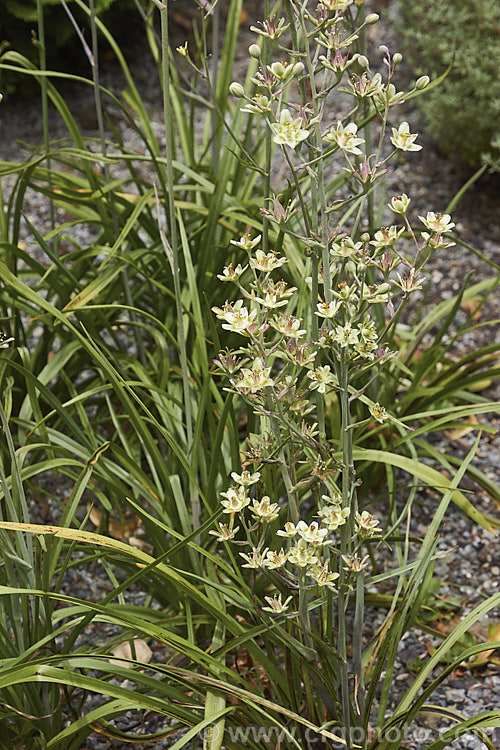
[399,0,500,164]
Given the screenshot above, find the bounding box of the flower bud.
[366,13,379,24]
[389,193,411,215]
[393,52,403,65]
[248,44,261,58]
[346,260,357,275]
[379,45,389,56]
[357,55,369,69]
[360,232,370,243]
[229,81,245,98]
[292,61,305,77]
[377,282,391,295]
[416,75,430,90]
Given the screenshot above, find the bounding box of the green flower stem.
[89,0,106,168]
[88,0,117,239]
[326,586,334,646]
[337,582,351,745]
[362,122,374,235]
[211,0,221,174]
[357,3,375,234]
[299,11,332,305]
[272,394,326,468]
[338,356,357,745]
[262,0,271,253]
[298,568,321,734]
[298,569,313,649]
[340,360,358,522]
[36,0,55,238]
[158,2,197,532]
[89,0,146,368]
[28,0,53,345]
[284,0,308,105]
[277,439,319,690]
[0,182,6,241]
[353,567,366,736]
[278,445,299,527]
[292,0,331,442]
[310,251,320,343]
[263,128,272,255]
[282,147,311,237]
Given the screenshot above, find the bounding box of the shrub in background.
[4,0,115,23]
[0,0,141,93]
[398,0,500,164]
[1,0,117,46]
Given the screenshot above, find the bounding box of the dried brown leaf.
[468,622,500,667]
[109,639,153,668]
[445,414,479,440]
[460,298,483,322]
[128,536,154,554]
[88,505,141,541]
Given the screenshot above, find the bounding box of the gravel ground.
[1,1,499,748]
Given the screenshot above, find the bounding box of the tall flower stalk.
[212,1,454,747]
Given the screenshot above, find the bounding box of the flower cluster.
[211,0,456,618]
[215,477,354,591]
